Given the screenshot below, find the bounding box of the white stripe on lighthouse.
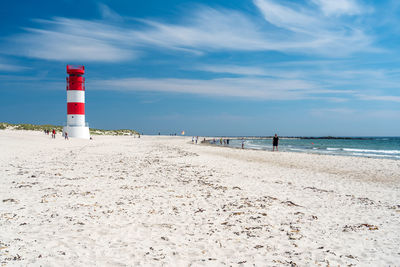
[67,90,85,103]
[67,114,85,126]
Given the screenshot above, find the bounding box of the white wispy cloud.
[356,94,400,103]
[195,65,268,76]
[192,63,400,102]
[0,57,29,72]
[253,0,373,55]
[89,77,352,101]
[194,64,306,79]
[254,0,321,34]
[195,62,399,84]
[3,2,376,62]
[98,3,123,22]
[0,63,28,72]
[7,17,135,62]
[310,108,400,121]
[311,0,366,16]
[132,7,276,52]
[309,107,356,117]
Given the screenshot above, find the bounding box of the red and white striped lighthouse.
[62,65,90,139]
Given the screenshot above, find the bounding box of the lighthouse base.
[63,126,90,139]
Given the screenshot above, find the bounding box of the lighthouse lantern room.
[63,65,90,139]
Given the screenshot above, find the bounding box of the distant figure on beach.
[241,138,244,149]
[192,137,194,143]
[195,136,198,144]
[223,139,226,145]
[52,129,56,139]
[220,138,223,145]
[64,132,68,140]
[227,139,230,145]
[273,134,279,151]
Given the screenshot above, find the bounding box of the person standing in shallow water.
[273,134,279,151]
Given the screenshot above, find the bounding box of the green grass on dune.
[0,122,139,136]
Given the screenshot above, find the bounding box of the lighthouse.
[62,65,90,139]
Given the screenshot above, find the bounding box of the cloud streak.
[90,76,352,101]
[6,18,135,62]
[311,0,366,16]
[3,2,376,62]
[253,0,373,55]
[0,57,29,72]
[0,63,28,72]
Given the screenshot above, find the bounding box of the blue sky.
[0,0,399,136]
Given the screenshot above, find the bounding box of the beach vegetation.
[0,122,138,136]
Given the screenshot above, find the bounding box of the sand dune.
[0,130,399,266]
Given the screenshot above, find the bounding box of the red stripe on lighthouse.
[67,102,85,115]
[66,77,85,91]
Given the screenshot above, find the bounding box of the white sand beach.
[1,130,399,266]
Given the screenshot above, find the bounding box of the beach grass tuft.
[0,122,139,136]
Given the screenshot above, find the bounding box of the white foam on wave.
[351,153,400,158]
[245,144,263,150]
[327,147,341,151]
[288,148,307,152]
[343,148,400,154]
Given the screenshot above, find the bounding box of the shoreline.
[198,138,400,161]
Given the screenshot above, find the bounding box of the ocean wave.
[287,148,315,153]
[343,148,400,154]
[327,147,342,151]
[351,153,400,158]
[245,144,263,150]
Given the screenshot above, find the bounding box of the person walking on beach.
[241,138,245,149]
[273,133,279,151]
[52,129,56,139]
[64,132,68,140]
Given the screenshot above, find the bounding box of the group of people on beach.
[44,129,69,140]
[44,129,57,139]
[211,138,230,145]
[191,134,280,151]
[193,137,231,146]
[192,136,199,144]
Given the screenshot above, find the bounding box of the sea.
[221,137,400,160]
